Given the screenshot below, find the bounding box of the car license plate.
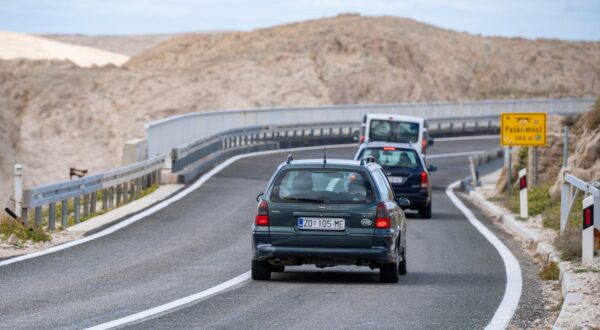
[388,176,406,184]
[298,217,345,231]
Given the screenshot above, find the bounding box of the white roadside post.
[518,168,528,218]
[582,195,595,265]
[14,164,23,219]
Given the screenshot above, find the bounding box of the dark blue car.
[354,142,437,218]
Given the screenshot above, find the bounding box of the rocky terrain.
[1,14,600,210]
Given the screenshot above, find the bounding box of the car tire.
[398,246,407,275]
[270,265,285,272]
[252,260,271,280]
[380,251,399,283]
[419,202,432,219]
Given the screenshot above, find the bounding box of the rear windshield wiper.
[283,197,326,203]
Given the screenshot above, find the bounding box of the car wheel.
[398,245,407,275]
[419,202,432,219]
[379,252,399,283]
[270,265,285,272]
[252,260,271,280]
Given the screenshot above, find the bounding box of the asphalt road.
[0,138,504,330]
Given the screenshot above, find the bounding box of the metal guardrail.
[146,98,594,157]
[19,155,165,228]
[560,173,599,265]
[13,98,594,230]
[171,121,359,175]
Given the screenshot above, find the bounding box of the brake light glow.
[420,171,429,189]
[375,202,390,229]
[383,147,396,151]
[421,139,427,153]
[360,135,365,143]
[255,200,269,226]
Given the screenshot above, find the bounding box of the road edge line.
[0,144,352,268]
[446,180,522,330]
[86,271,251,330]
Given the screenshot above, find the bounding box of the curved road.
[0,138,504,329]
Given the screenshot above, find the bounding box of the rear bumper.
[393,188,430,209]
[253,244,397,264]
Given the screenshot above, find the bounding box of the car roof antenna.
[323,146,327,165]
[286,154,293,164]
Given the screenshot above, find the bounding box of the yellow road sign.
[501,112,547,146]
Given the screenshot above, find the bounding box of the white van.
[359,114,432,154]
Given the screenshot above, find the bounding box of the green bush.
[528,185,552,216]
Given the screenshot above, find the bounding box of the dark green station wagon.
[252,155,409,283]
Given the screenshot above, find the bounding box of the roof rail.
[286,154,293,164]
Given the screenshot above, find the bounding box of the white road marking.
[446,181,522,330]
[426,150,485,159]
[86,272,251,330]
[0,144,352,268]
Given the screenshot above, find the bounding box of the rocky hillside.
[1,14,600,210]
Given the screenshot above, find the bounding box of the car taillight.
[421,139,427,153]
[375,202,390,229]
[360,135,365,143]
[420,171,429,189]
[255,200,269,226]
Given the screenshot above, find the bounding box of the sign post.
[582,195,595,265]
[500,113,547,198]
[519,168,528,218]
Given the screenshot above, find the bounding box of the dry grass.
[0,217,51,242]
[539,261,560,281]
[585,98,600,131]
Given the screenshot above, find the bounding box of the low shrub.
[585,98,600,131]
[539,262,560,281]
[555,227,582,261]
[528,185,552,216]
[0,218,51,243]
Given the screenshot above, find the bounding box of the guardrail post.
[61,200,68,228]
[582,195,595,265]
[74,197,80,224]
[21,208,28,225]
[83,194,90,218]
[519,168,528,218]
[560,178,571,234]
[91,192,97,213]
[102,189,108,210]
[108,187,114,209]
[14,164,22,218]
[35,206,42,226]
[469,156,478,186]
[116,185,122,206]
[48,203,56,230]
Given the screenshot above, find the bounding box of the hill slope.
[0,30,129,67]
[1,15,599,210]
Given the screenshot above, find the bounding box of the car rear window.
[369,120,420,143]
[360,148,422,170]
[270,169,375,204]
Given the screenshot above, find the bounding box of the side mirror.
[256,193,264,202]
[428,138,435,146]
[427,165,438,172]
[396,197,410,208]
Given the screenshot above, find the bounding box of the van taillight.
[375,202,390,229]
[421,139,427,153]
[255,200,269,226]
[420,171,429,189]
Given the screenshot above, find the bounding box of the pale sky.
[0,0,598,40]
